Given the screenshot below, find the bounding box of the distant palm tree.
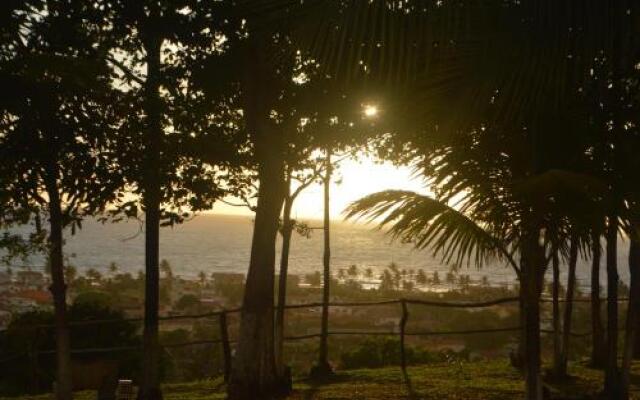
[86,268,102,283]
[109,262,118,275]
[364,268,373,279]
[160,260,173,280]
[432,271,440,285]
[416,270,427,285]
[379,270,394,291]
[64,266,77,284]
[445,272,456,285]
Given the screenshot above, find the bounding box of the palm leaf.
[344,190,519,272]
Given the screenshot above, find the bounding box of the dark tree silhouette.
[99,2,236,398]
[0,2,124,399]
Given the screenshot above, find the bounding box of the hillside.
[4,359,640,400]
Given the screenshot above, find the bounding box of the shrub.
[340,338,468,369]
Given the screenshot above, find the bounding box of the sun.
[363,104,379,118]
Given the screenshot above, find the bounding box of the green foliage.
[0,0,125,255]
[174,294,202,313]
[0,296,140,396]
[340,337,468,370]
[345,191,513,270]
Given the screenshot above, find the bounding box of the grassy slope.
[4,360,640,400]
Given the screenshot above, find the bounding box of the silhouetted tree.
[99,2,235,398]
[0,2,124,398]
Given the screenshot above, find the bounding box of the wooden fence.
[0,295,623,382]
[0,297,628,388]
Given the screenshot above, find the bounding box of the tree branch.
[106,56,145,86]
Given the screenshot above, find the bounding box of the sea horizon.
[3,213,630,292]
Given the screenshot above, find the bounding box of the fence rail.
[6,295,627,330]
[0,294,623,382]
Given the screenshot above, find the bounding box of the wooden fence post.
[219,310,232,383]
[400,299,409,372]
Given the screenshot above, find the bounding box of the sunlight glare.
[363,104,379,118]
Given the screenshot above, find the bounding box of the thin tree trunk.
[313,146,333,376]
[558,235,578,378]
[44,167,73,400]
[139,31,163,400]
[551,249,562,377]
[521,233,544,400]
[621,227,640,398]
[591,231,606,368]
[604,215,621,399]
[275,181,293,375]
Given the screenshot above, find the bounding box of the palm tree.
[160,260,172,280]
[622,216,640,394]
[446,272,456,286]
[344,190,527,357]
[365,267,373,279]
[550,243,562,377]
[590,230,606,367]
[345,169,603,399]
[86,268,103,284]
[379,270,395,291]
[551,234,580,379]
[416,269,427,285]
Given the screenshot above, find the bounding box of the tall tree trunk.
[605,0,628,394]
[229,38,289,399]
[621,226,640,399]
[520,232,544,400]
[312,146,333,377]
[275,180,294,375]
[229,156,287,399]
[558,235,578,378]
[511,292,525,371]
[139,32,163,400]
[551,249,562,377]
[591,231,606,368]
[44,167,73,400]
[604,215,621,398]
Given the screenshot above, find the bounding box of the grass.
[5,359,640,399]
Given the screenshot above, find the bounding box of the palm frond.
[344,190,519,273]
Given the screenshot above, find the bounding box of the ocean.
[4,214,631,291]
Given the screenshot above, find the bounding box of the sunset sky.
[213,156,428,220]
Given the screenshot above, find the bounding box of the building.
[16,270,47,290]
[0,271,11,285]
